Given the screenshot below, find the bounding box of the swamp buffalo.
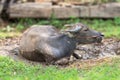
[19,23,103,64]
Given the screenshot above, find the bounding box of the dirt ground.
[0,37,120,68]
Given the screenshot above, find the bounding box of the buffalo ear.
[64,24,82,33]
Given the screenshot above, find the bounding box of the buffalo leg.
[54,57,70,65]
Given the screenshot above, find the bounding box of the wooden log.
[89,3,120,18]
[72,6,90,17]
[9,2,52,18]
[8,2,120,18]
[52,6,80,18]
[73,3,120,18]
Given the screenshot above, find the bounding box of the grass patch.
[79,57,120,80]
[0,56,120,80]
[0,32,21,39]
[0,56,79,80]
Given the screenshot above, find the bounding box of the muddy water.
[0,38,120,64]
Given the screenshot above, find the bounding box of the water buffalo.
[19,23,103,64]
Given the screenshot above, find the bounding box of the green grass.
[0,32,21,39]
[80,58,120,80]
[1,18,120,38]
[0,56,79,80]
[16,18,120,38]
[0,56,120,80]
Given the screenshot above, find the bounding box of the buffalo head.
[64,23,104,44]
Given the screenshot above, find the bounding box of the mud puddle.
[0,37,120,68]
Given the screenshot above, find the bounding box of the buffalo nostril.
[92,35,103,43]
